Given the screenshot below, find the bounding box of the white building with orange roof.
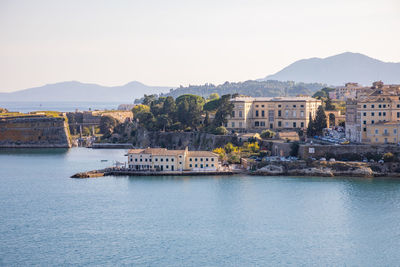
[127,147,219,172]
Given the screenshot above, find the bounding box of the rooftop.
[231,96,319,102]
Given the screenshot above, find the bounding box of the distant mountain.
[163,80,326,99]
[0,81,173,102]
[262,52,400,86]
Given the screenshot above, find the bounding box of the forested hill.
[162,80,326,98]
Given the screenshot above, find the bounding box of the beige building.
[365,122,400,144]
[127,147,219,171]
[329,83,367,101]
[346,82,400,143]
[226,96,322,131]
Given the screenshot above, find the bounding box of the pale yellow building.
[365,122,400,144]
[346,82,400,143]
[226,96,322,131]
[127,147,219,171]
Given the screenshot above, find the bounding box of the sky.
[0,0,399,92]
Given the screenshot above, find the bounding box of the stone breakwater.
[0,115,71,148]
[71,168,235,178]
[253,160,400,177]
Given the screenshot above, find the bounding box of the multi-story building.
[346,82,400,143]
[329,83,367,101]
[226,96,322,131]
[127,147,219,171]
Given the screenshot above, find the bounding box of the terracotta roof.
[128,149,145,154]
[187,151,218,157]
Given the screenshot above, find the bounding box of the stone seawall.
[0,116,71,148]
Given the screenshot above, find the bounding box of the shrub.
[260,130,275,139]
[383,152,395,162]
[213,126,228,135]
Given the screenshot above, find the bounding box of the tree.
[307,113,316,137]
[208,93,220,100]
[142,94,158,105]
[260,130,275,139]
[204,111,211,127]
[176,94,205,128]
[136,111,156,130]
[132,104,150,118]
[314,105,327,135]
[100,116,117,135]
[213,94,234,126]
[324,96,336,111]
[290,142,300,157]
[162,96,176,116]
[156,114,171,131]
[213,126,228,135]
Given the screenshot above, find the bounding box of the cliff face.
[0,116,71,148]
[132,128,235,150]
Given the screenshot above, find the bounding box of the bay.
[1,148,400,266]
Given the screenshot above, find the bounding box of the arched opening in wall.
[329,113,336,127]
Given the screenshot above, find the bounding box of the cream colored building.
[365,122,400,144]
[226,96,322,131]
[346,82,400,143]
[127,147,219,171]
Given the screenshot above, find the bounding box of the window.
[278,104,281,107]
[195,158,198,161]
[256,110,259,117]
[397,112,400,118]
[397,104,400,108]
[285,110,289,117]
[363,128,366,132]
[293,111,296,117]
[239,111,242,117]
[363,104,367,108]
[161,158,163,162]
[383,104,386,108]
[171,158,174,162]
[135,158,138,162]
[293,122,296,127]
[261,105,264,107]
[260,121,265,126]
[363,112,366,116]
[140,159,142,162]
[255,121,260,126]
[375,129,379,134]
[262,110,265,117]
[211,158,214,161]
[166,158,169,162]
[211,164,214,167]
[285,122,289,127]
[190,164,192,167]
[206,164,209,167]
[379,104,382,108]
[371,112,375,116]
[371,120,374,124]
[293,105,296,108]
[379,112,382,116]
[301,122,304,128]
[363,120,366,125]
[200,158,203,161]
[255,105,259,107]
[278,121,282,127]
[300,105,304,107]
[145,158,148,162]
[195,164,198,168]
[190,158,192,161]
[300,111,304,117]
[384,129,388,134]
[383,112,386,116]
[278,110,282,117]
[239,122,242,127]
[231,122,235,128]
[371,104,375,108]
[206,158,209,161]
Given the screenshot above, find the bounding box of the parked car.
[320,157,326,161]
[329,158,336,162]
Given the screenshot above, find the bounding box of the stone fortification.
[0,115,71,148]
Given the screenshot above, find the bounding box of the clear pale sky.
[0,0,399,92]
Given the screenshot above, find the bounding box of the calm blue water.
[0,101,122,112]
[1,148,400,266]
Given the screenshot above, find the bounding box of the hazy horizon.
[1,0,399,93]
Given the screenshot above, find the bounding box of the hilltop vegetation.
[157,80,325,100]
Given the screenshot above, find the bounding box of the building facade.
[127,147,219,171]
[345,82,400,143]
[226,96,322,131]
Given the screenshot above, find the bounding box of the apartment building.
[329,83,367,101]
[346,82,400,143]
[127,147,219,171]
[226,96,322,131]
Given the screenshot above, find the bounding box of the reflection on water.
[1,148,400,266]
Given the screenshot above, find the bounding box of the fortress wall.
[0,116,71,148]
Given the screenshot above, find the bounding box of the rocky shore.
[252,160,400,177]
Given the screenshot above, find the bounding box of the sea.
[1,147,400,266]
[0,101,123,113]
